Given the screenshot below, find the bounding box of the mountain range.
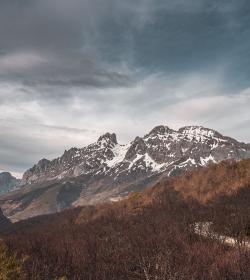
[1,125,250,221]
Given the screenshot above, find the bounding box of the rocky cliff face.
[21,126,250,186]
[21,133,118,185]
[0,172,20,195]
[1,125,250,221]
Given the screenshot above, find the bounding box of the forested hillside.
[1,159,250,279]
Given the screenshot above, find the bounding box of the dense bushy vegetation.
[1,159,250,279]
[157,159,250,202]
[0,240,24,279]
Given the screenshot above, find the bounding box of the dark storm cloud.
[0,0,139,88]
[0,0,249,90]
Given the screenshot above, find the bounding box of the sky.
[0,0,250,177]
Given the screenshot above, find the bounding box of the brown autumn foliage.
[1,159,250,279]
[150,159,250,203]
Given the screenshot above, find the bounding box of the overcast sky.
[0,0,250,177]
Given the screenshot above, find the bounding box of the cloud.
[0,117,100,173]
[1,0,249,88]
[0,0,250,174]
[0,52,46,73]
[0,51,134,89]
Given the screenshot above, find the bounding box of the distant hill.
[0,172,20,195]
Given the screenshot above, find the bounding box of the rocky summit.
[1,125,250,221]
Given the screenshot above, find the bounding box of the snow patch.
[179,157,196,167]
[200,155,216,166]
[106,144,130,168]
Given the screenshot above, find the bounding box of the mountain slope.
[1,125,250,221]
[0,208,11,231]
[149,158,250,203]
[0,172,20,195]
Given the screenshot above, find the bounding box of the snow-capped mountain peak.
[21,125,250,186]
[97,132,118,147]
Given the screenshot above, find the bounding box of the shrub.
[0,239,24,280]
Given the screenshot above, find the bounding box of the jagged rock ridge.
[1,125,250,221]
[21,125,250,185]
